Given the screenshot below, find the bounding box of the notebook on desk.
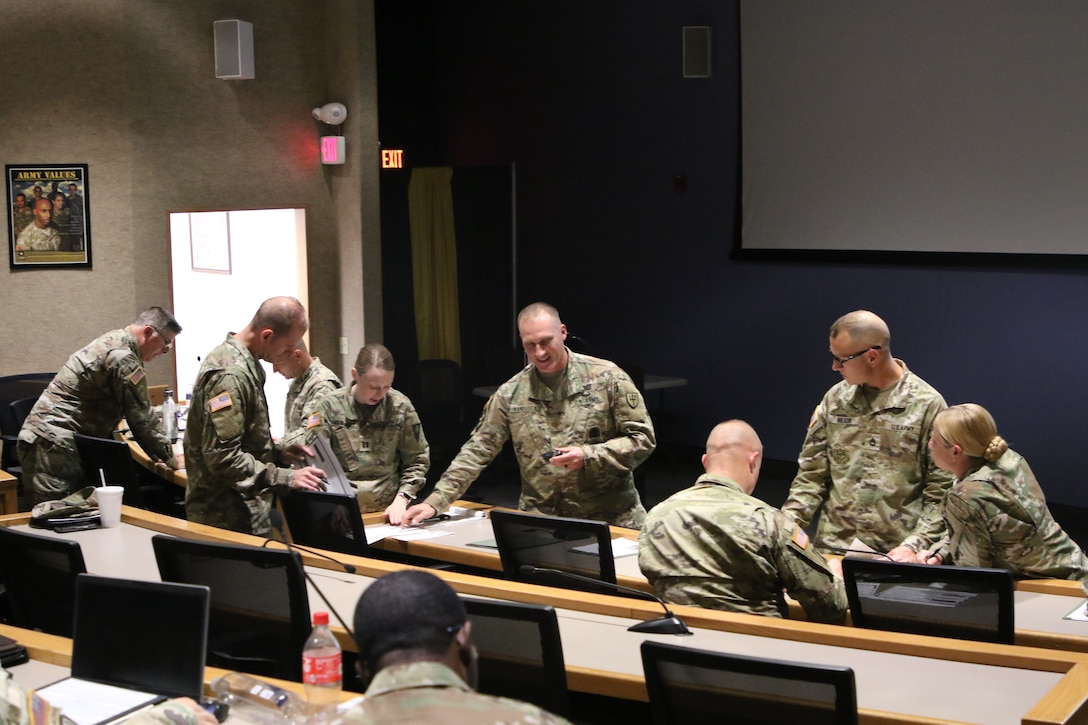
[34,574,210,725]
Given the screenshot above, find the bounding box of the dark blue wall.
[377,1,1088,506]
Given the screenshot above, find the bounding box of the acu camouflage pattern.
[17,328,174,506]
[938,449,1088,590]
[423,351,655,528]
[300,386,430,512]
[782,361,953,554]
[639,474,847,622]
[184,334,292,535]
[281,356,342,445]
[333,661,572,725]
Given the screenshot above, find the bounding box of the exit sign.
[382,149,404,169]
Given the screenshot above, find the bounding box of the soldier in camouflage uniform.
[926,404,1088,590]
[273,338,342,444]
[11,193,33,237]
[14,197,60,251]
[295,343,429,523]
[184,297,326,535]
[340,570,573,725]
[782,310,953,561]
[405,302,655,529]
[17,307,182,506]
[640,420,846,622]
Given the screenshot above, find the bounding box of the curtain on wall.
[408,167,461,363]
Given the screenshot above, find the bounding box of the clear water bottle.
[210,672,302,723]
[302,611,342,708]
[162,388,178,443]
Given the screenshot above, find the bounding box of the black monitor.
[72,574,210,700]
[0,525,87,636]
[489,509,617,595]
[842,558,1015,644]
[279,489,369,557]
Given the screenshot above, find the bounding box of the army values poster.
[7,163,91,269]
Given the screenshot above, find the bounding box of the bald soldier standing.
[781,310,953,562]
[184,297,326,535]
[405,302,655,528]
[639,420,846,622]
[274,338,343,445]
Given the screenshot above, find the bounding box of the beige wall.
[0,0,378,384]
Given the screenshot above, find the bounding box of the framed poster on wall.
[7,163,91,269]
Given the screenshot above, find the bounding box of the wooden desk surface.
[5,508,1088,724]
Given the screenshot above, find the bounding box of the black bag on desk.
[0,634,29,667]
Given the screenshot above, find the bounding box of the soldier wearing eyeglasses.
[17,307,183,506]
[781,310,953,562]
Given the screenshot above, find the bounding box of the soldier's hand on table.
[172,453,185,469]
[827,557,844,578]
[168,697,218,725]
[403,502,437,526]
[291,465,327,491]
[550,446,585,471]
[886,545,922,563]
[385,496,410,525]
[280,443,315,466]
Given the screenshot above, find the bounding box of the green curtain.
[408,167,461,364]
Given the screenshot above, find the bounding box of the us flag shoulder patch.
[128,368,145,386]
[791,527,810,549]
[209,393,233,412]
[304,412,321,429]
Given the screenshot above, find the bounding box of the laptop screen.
[71,574,210,700]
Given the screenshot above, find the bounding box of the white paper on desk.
[303,433,353,497]
[34,677,164,725]
[390,528,454,542]
[1064,600,1088,622]
[571,537,640,557]
[843,537,887,559]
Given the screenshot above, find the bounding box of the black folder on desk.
[34,575,210,725]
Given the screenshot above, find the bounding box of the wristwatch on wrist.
[398,491,413,503]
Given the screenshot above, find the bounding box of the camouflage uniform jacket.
[300,386,430,512]
[333,661,573,725]
[937,449,1088,590]
[423,351,656,528]
[782,360,953,554]
[184,334,291,535]
[18,327,175,468]
[282,356,342,444]
[639,473,847,622]
[1,667,198,725]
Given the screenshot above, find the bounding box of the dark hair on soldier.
[354,343,395,375]
[133,306,182,335]
[250,296,306,337]
[354,570,466,675]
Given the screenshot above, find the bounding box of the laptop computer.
[34,574,211,725]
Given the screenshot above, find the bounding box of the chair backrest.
[641,641,858,725]
[0,526,87,636]
[461,597,570,717]
[0,373,53,437]
[842,557,1015,644]
[414,359,465,425]
[72,432,145,508]
[147,384,168,406]
[279,489,370,557]
[2,397,39,474]
[72,574,210,700]
[151,534,312,681]
[490,509,617,595]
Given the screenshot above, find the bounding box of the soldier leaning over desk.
[640,420,847,623]
[404,302,655,529]
[274,338,343,444]
[17,307,182,507]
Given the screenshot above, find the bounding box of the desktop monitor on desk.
[842,558,1015,644]
[279,488,369,557]
[490,509,617,595]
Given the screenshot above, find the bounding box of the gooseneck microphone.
[266,509,355,639]
[518,565,692,635]
[264,510,357,574]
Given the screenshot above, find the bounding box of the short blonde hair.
[933,403,1008,462]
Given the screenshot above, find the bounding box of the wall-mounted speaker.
[214,19,254,80]
[682,26,712,79]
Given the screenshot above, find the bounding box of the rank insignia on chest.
[209,393,233,412]
[128,368,145,386]
[626,392,639,408]
[832,448,849,464]
[360,439,371,452]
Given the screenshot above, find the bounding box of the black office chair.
[842,558,1015,644]
[1,397,38,482]
[0,525,87,636]
[72,432,149,509]
[490,509,619,596]
[413,359,469,477]
[641,641,858,725]
[461,597,570,717]
[152,534,312,681]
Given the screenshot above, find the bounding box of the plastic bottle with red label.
[302,611,342,708]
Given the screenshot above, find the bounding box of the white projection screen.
[739,2,1088,257]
